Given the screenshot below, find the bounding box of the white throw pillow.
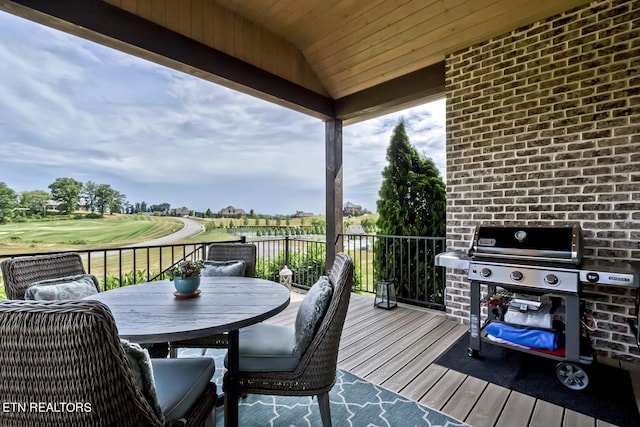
[24,274,99,300]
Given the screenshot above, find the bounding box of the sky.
[0,11,446,216]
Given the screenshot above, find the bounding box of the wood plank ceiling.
[1,0,591,124]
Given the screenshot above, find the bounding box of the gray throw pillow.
[293,276,333,355]
[202,260,246,277]
[24,274,99,300]
[121,339,163,421]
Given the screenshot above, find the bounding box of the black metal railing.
[0,238,244,292]
[253,236,327,289]
[0,234,446,309]
[340,234,447,310]
[231,231,446,309]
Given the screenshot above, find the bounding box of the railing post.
[284,235,290,266]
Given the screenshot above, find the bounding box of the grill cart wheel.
[468,347,478,358]
[556,362,589,390]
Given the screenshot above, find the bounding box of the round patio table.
[85,276,290,427]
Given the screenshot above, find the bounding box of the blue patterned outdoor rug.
[180,349,469,427]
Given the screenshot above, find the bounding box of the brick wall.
[445,0,640,362]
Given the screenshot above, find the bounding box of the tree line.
[0,178,130,223]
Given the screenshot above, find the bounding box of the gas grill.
[436,224,639,390]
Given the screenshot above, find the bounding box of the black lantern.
[374,279,397,309]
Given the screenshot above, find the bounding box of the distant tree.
[49,177,83,214]
[19,190,50,216]
[205,208,213,218]
[148,203,170,213]
[375,119,446,304]
[249,209,256,218]
[311,218,325,234]
[82,181,99,212]
[109,191,127,214]
[95,184,115,215]
[140,201,147,212]
[0,182,17,223]
[360,217,377,233]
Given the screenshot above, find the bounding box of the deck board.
[464,383,511,427]
[495,391,536,427]
[419,368,468,410]
[530,400,564,427]
[266,290,634,427]
[441,375,487,421]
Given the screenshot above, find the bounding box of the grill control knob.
[510,271,524,281]
[480,268,492,278]
[586,272,599,283]
[545,274,559,286]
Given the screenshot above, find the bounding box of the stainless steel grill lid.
[469,225,583,265]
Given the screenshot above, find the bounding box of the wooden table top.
[85,276,290,343]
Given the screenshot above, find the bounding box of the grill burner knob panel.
[510,271,524,282]
[481,268,492,278]
[467,262,579,293]
[545,274,559,286]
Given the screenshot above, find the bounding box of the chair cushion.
[24,274,99,300]
[232,323,300,372]
[151,358,216,424]
[293,276,333,355]
[202,260,246,277]
[121,340,163,420]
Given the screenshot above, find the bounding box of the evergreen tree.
[375,119,446,306]
[376,119,445,237]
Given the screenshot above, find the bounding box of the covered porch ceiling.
[0,0,590,125]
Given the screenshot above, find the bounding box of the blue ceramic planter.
[174,276,201,295]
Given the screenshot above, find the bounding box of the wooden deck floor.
[267,290,638,427]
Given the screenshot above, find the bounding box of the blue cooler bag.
[485,322,559,350]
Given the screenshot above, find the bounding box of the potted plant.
[168,259,205,295]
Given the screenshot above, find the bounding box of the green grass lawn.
[0,215,242,298]
[0,215,184,255]
[0,214,375,299]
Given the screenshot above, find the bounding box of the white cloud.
[0,11,445,215]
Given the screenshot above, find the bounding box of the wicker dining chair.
[0,252,169,358]
[169,242,257,357]
[0,252,98,300]
[233,252,353,427]
[0,299,217,427]
[205,242,257,278]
